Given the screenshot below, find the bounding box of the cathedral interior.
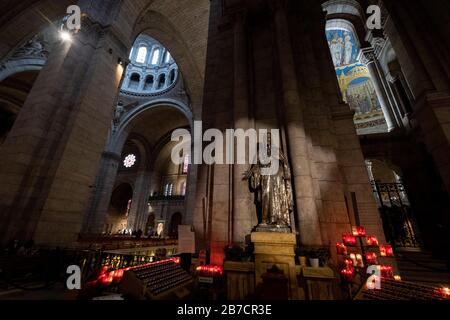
[0,0,449,301]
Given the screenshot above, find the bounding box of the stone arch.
[130,4,210,119]
[109,98,193,155]
[0,0,73,59]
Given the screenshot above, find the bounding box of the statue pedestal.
[251,232,299,299]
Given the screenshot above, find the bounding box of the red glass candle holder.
[380,265,394,278]
[366,235,379,247]
[438,287,450,299]
[380,244,394,257]
[196,265,223,276]
[343,233,357,246]
[344,259,353,269]
[340,267,355,282]
[352,226,366,237]
[365,252,378,265]
[336,242,348,255]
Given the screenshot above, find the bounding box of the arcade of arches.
[0,0,449,294]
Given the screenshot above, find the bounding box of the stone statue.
[114,100,125,124]
[244,135,293,231]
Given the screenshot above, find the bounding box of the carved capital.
[358,47,376,66]
[102,151,121,162]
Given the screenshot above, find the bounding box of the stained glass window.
[123,154,136,168]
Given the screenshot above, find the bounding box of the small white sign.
[198,277,214,284]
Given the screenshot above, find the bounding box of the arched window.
[165,52,171,63]
[157,74,166,89]
[151,48,160,65]
[128,73,140,90]
[129,47,134,59]
[169,69,176,84]
[136,46,147,64]
[182,154,189,174]
[143,75,154,91]
[164,183,173,197]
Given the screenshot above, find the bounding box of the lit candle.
[352,226,366,237]
[366,235,379,247]
[380,244,394,257]
[350,253,357,267]
[336,242,348,255]
[356,254,364,268]
[340,267,355,282]
[365,252,378,265]
[440,287,450,298]
[380,265,394,278]
[343,233,357,246]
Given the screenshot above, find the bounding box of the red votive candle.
[380,244,394,257]
[352,226,366,237]
[343,233,357,246]
[380,265,394,278]
[340,267,355,282]
[366,235,379,247]
[365,252,378,265]
[336,242,348,255]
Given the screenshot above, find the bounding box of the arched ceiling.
[128,105,189,147]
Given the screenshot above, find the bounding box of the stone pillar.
[127,170,152,232]
[138,74,146,91]
[358,47,396,131]
[231,9,254,244]
[0,1,127,245]
[152,75,159,91]
[271,1,322,245]
[83,151,121,234]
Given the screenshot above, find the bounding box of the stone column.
[127,170,152,232]
[231,9,254,244]
[83,151,121,234]
[138,74,146,91]
[358,47,396,131]
[271,1,322,245]
[0,2,127,245]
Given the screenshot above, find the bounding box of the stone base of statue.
[255,223,291,233]
[251,231,300,299]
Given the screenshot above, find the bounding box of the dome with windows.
[121,35,178,95]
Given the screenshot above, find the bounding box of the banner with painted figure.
[326,28,387,134]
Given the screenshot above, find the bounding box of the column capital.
[102,151,121,162]
[365,30,387,58]
[358,47,376,66]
